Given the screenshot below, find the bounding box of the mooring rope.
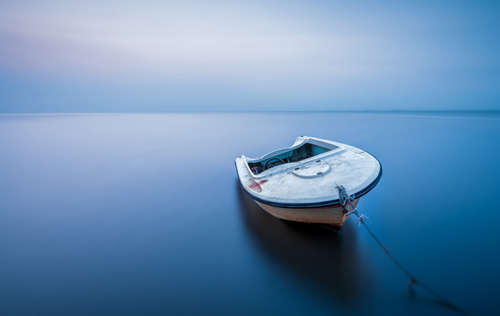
[336,185,466,314]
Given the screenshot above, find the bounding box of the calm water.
[1,112,499,315]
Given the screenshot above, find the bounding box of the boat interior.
[248,142,334,175]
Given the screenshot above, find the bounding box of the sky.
[0,0,498,112]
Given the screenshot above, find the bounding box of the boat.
[235,136,382,229]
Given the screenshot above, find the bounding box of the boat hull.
[254,198,359,228]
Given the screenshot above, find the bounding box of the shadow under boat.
[236,181,373,305]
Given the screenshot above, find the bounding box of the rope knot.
[357,214,367,225]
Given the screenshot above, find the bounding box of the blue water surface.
[1,112,499,315]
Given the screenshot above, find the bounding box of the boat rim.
[235,153,383,209]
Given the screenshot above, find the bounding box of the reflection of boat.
[236,183,371,302]
[235,136,382,229]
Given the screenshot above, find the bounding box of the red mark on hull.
[248,179,268,192]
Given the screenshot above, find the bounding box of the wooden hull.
[255,199,359,228]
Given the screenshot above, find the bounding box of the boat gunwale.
[237,161,382,208]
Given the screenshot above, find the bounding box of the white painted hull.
[255,198,359,228]
[235,136,381,229]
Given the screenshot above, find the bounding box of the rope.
[336,185,466,314]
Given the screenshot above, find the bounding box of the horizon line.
[1,109,500,115]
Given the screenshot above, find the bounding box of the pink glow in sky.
[1,1,498,111]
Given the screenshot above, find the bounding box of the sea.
[1,112,499,315]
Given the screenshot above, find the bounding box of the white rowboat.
[235,136,382,229]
